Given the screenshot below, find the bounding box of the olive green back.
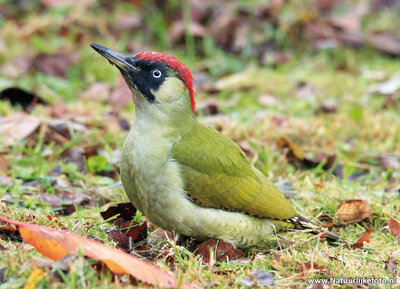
[171,123,297,220]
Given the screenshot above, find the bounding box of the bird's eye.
[152,69,162,78]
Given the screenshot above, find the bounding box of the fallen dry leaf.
[0,113,41,146]
[101,202,137,221]
[107,229,131,251]
[119,220,147,242]
[352,228,371,249]
[277,137,305,160]
[277,137,336,170]
[195,239,245,263]
[0,154,9,171]
[389,218,400,245]
[336,199,373,224]
[109,218,148,250]
[0,216,198,289]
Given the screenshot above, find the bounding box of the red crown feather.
[136,51,195,113]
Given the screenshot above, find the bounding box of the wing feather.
[171,123,296,220]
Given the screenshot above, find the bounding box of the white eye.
[152,69,162,78]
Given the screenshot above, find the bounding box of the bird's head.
[90,43,195,116]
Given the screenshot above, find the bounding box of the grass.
[1,1,400,288]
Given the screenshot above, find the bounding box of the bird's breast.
[120,119,184,223]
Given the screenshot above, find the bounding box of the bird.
[90,43,341,248]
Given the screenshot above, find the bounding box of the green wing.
[171,123,296,220]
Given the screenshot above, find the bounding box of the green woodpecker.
[91,44,338,248]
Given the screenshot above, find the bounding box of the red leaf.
[0,216,198,289]
[352,228,371,249]
[195,239,245,263]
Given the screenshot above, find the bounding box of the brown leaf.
[107,230,131,251]
[0,154,9,171]
[101,203,137,221]
[389,218,400,245]
[336,199,373,224]
[120,220,147,243]
[33,51,80,78]
[195,239,245,263]
[277,137,305,160]
[0,223,17,234]
[314,152,337,170]
[0,216,198,289]
[277,137,336,170]
[0,113,41,146]
[352,228,371,249]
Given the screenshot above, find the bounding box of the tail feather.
[289,214,345,242]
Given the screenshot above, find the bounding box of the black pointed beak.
[90,43,136,72]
